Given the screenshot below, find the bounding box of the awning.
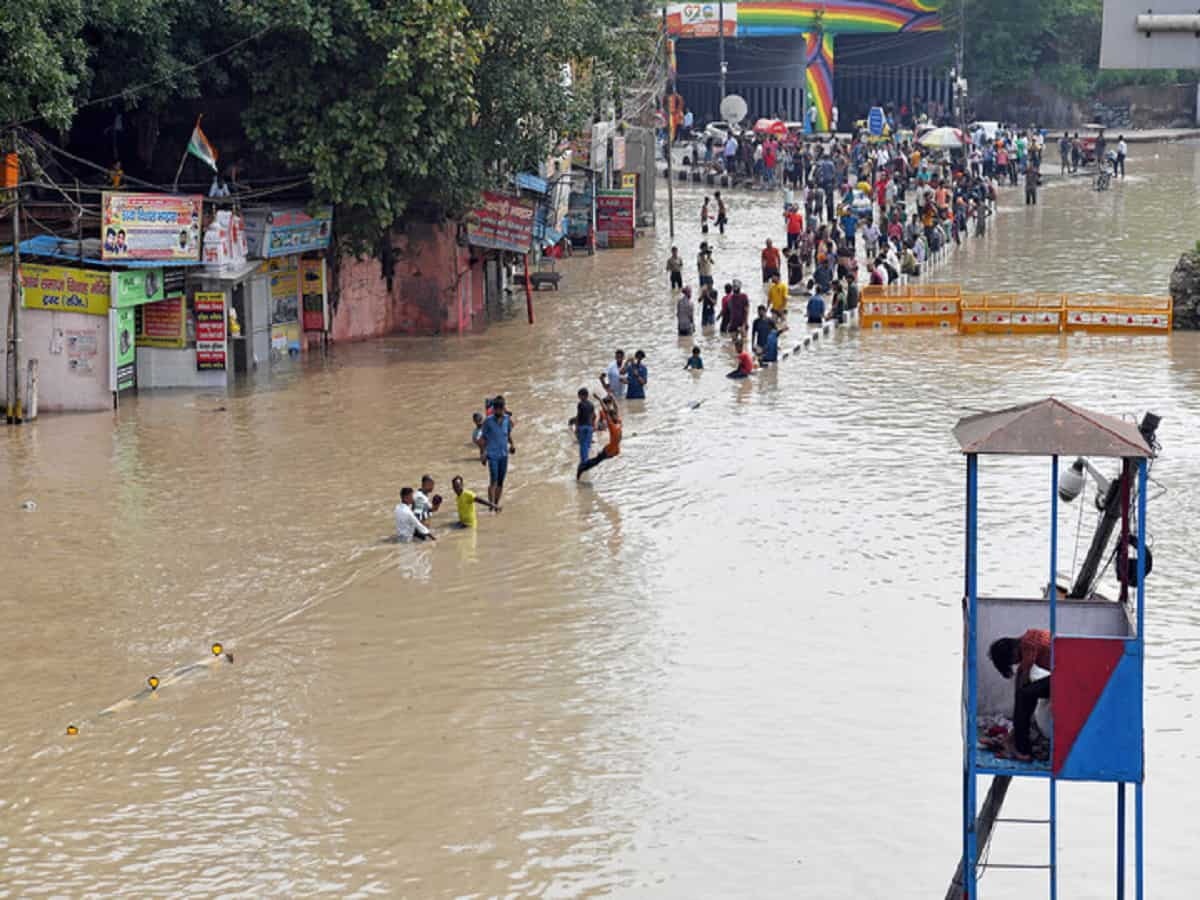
[954,398,1152,458]
[515,173,548,195]
[1,235,206,269]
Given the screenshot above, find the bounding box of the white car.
[703,121,745,144]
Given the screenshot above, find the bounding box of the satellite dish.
[720,94,748,125]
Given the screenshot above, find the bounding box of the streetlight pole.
[718,1,727,103]
[661,6,676,239]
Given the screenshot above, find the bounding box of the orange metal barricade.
[861,283,960,330]
[1063,294,1172,334]
[960,293,1065,334]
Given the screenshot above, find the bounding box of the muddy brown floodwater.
[3,143,1200,897]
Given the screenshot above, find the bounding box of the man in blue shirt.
[625,350,647,400]
[479,395,516,510]
[839,209,857,252]
[806,290,826,325]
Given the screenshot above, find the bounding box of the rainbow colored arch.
[667,2,944,129]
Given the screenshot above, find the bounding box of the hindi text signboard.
[20,264,110,316]
[195,292,227,370]
[101,192,203,261]
[464,191,536,254]
[596,190,636,249]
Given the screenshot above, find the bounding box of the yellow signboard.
[20,264,111,316]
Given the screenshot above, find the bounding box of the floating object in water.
[147,676,159,691]
[211,643,223,656]
[20,500,36,511]
[66,724,78,736]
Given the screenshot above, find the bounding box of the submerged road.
[2,142,1200,896]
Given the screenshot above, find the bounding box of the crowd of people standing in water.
[393,123,1063,539]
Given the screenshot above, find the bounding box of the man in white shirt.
[412,475,441,522]
[395,487,435,542]
[1115,135,1127,178]
[603,349,627,399]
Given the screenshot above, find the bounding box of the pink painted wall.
[332,220,485,341]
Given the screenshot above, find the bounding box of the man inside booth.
[989,628,1051,762]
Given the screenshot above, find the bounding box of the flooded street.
[4,143,1200,897]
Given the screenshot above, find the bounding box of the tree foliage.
[0,0,86,129]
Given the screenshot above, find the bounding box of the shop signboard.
[101,192,203,261]
[596,189,636,249]
[464,191,536,254]
[244,206,334,258]
[113,268,165,308]
[20,264,110,315]
[301,258,326,332]
[195,292,227,370]
[110,307,136,392]
[136,296,187,348]
[667,3,737,38]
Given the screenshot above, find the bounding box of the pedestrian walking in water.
[478,395,515,511]
[666,246,683,291]
[714,191,728,235]
[677,287,695,336]
[684,346,704,370]
[1116,135,1127,178]
[603,349,627,400]
[451,475,496,528]
[1024,162,1038,206]
[395,487,435,542]
[625,350,647,400]
[697,242,714,289]
[761,238,781,284]
[577,393,622,480]
[571,387,596,469]
[700,196,711,234]
[727,280,750,338]
[700,285,717,328]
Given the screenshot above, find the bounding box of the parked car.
[703,120,746,144]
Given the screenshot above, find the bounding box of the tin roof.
[2,235,205,268]
[953,398,1152,458]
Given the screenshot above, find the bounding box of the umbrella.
[919,126,968,149]
[752,118,788,137]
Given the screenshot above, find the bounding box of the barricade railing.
[1063,294,1172,332]
[861,283,961,329]
[960,293,1065,334]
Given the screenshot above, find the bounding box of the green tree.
[0,0,86,129]
[234,0,485,251]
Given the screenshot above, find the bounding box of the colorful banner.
[731,2,942,36]
[666,3,738,37]
[464,191,537,254]
[195,292,227,370]
[805,31,835,133]
[20,264,110,316]
[596,189,636,249]
[136,296,187,348]
[112,307,136,391]
[301,259,325,332]
[245,206,334,258]
[101,192,203,261]
[113,268,165,308]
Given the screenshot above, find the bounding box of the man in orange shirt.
[784,205,804,250]
[989,628,1052,761]
[577,393,621,479]
[760,238,781,284]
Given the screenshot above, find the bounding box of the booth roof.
[1,235,206,269]
[954,398,1151,458]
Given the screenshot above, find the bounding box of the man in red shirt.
[784,205,804,251]
[726,337,755,379]
[760,238,782,284]
[727,279,750,337]
[989,628,1052,761]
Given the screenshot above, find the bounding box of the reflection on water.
[2,144,1200,896]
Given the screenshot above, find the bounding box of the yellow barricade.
[861,283,961,330]
[1063,294,1172,333]
[960,293,1065,334]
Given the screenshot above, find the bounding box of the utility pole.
[6,136,21,424]
[956,0,968,134]
[718,1,727,103]
[662,6,676,239]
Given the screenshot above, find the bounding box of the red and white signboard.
[195,292,227,371]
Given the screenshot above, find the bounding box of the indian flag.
[187,120,218,172]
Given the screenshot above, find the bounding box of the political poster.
[667,3,737,38]
[101,192,203,261]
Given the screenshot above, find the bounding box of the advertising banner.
[136,296,187,348]
[113,268,165,308]
[245,206,334,258]
[111,307,136,392]
[464,191,536,254]
[101,192,203,261]
[667,3,737,38]
[195,292,227,370]
[596,189,636,249]
[20,264,110,316]
[301,258,326,332]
